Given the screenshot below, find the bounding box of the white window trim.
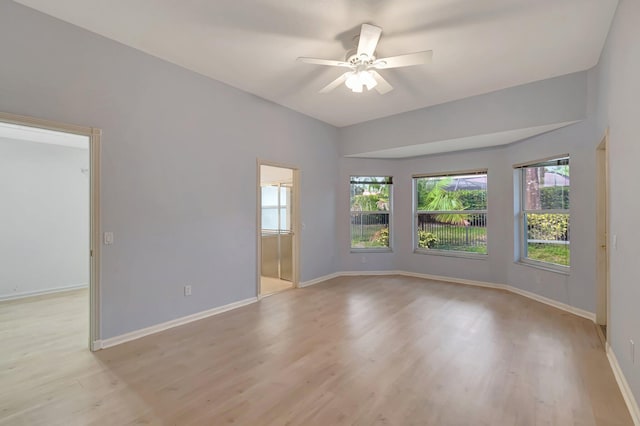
[516,258,570,275]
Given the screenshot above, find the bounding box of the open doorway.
[257,162,299,296]
[596,133,610,341]
[0,112,100,351]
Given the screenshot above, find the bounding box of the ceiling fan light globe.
[345,72,361,91]
[360,71,377,90]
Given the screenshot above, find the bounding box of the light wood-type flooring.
[0,276,632,425]
[260,276,293,296]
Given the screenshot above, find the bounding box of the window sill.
[413,249,487,260]
[350,248,393,254]
[515,260,570,276]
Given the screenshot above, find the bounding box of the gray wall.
[339,71,589,157]
[596,0,640,406]
[0,137,89,299]
[0,0,338,339]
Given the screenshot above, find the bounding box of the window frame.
[349,176,393,252]
[516,155,570,273]
[412,169,488,258]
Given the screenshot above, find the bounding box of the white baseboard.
[0,283,88,302]
[310,270,596,322]
[299,272,341,287]
[299,270,402,287]
[506,285,596,322]
[397,270,506,291]
[340,270,402,277]
[607,343,640,425]
[98,297,258,349]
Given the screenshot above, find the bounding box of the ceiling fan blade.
[319,73,350,94]
[357,24,382,59]
[370,71,393,94]
[297,57,351,68]
[372,51,433,69]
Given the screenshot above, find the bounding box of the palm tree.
[419,178,467,225]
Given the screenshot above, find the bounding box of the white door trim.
[596,131,610,330]
[0,111,102,351]
[256,160,300,298]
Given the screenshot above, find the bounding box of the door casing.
[0,111,102,351]
[596,131,610,333]
[256,160,300,297]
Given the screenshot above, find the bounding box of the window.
[350,176,392,250]
[414,171,487,254]
[261,184,291,232]
[518,156,569,268]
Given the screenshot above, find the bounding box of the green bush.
[540,186,569,209]
[457,190,487,210]
[455,187,568,210]
[527,214,569,241]
[418,230,438,248]
[371,227,389,246]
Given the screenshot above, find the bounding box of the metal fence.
[350,212,390,244]
[417,212,487,251]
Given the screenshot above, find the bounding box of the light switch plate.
[104,232,114,245]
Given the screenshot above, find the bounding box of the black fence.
[417,213,487,251]
[350,212,389,244]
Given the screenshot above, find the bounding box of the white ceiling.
[14,0,617,127]
[0,122,89,149]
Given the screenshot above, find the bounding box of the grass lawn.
[527,243,569,266]
[351,224,388,248]
[431,244,487,254]
[351,240,387,248]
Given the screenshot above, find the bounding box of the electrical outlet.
[361,256,367,264]
[631,340,635,364]
[184,285,192,296]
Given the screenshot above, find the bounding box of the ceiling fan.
[297,24,432,95]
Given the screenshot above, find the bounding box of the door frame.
[0,112,102,351]
[596,130,610,332]
[256,160,300,298]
